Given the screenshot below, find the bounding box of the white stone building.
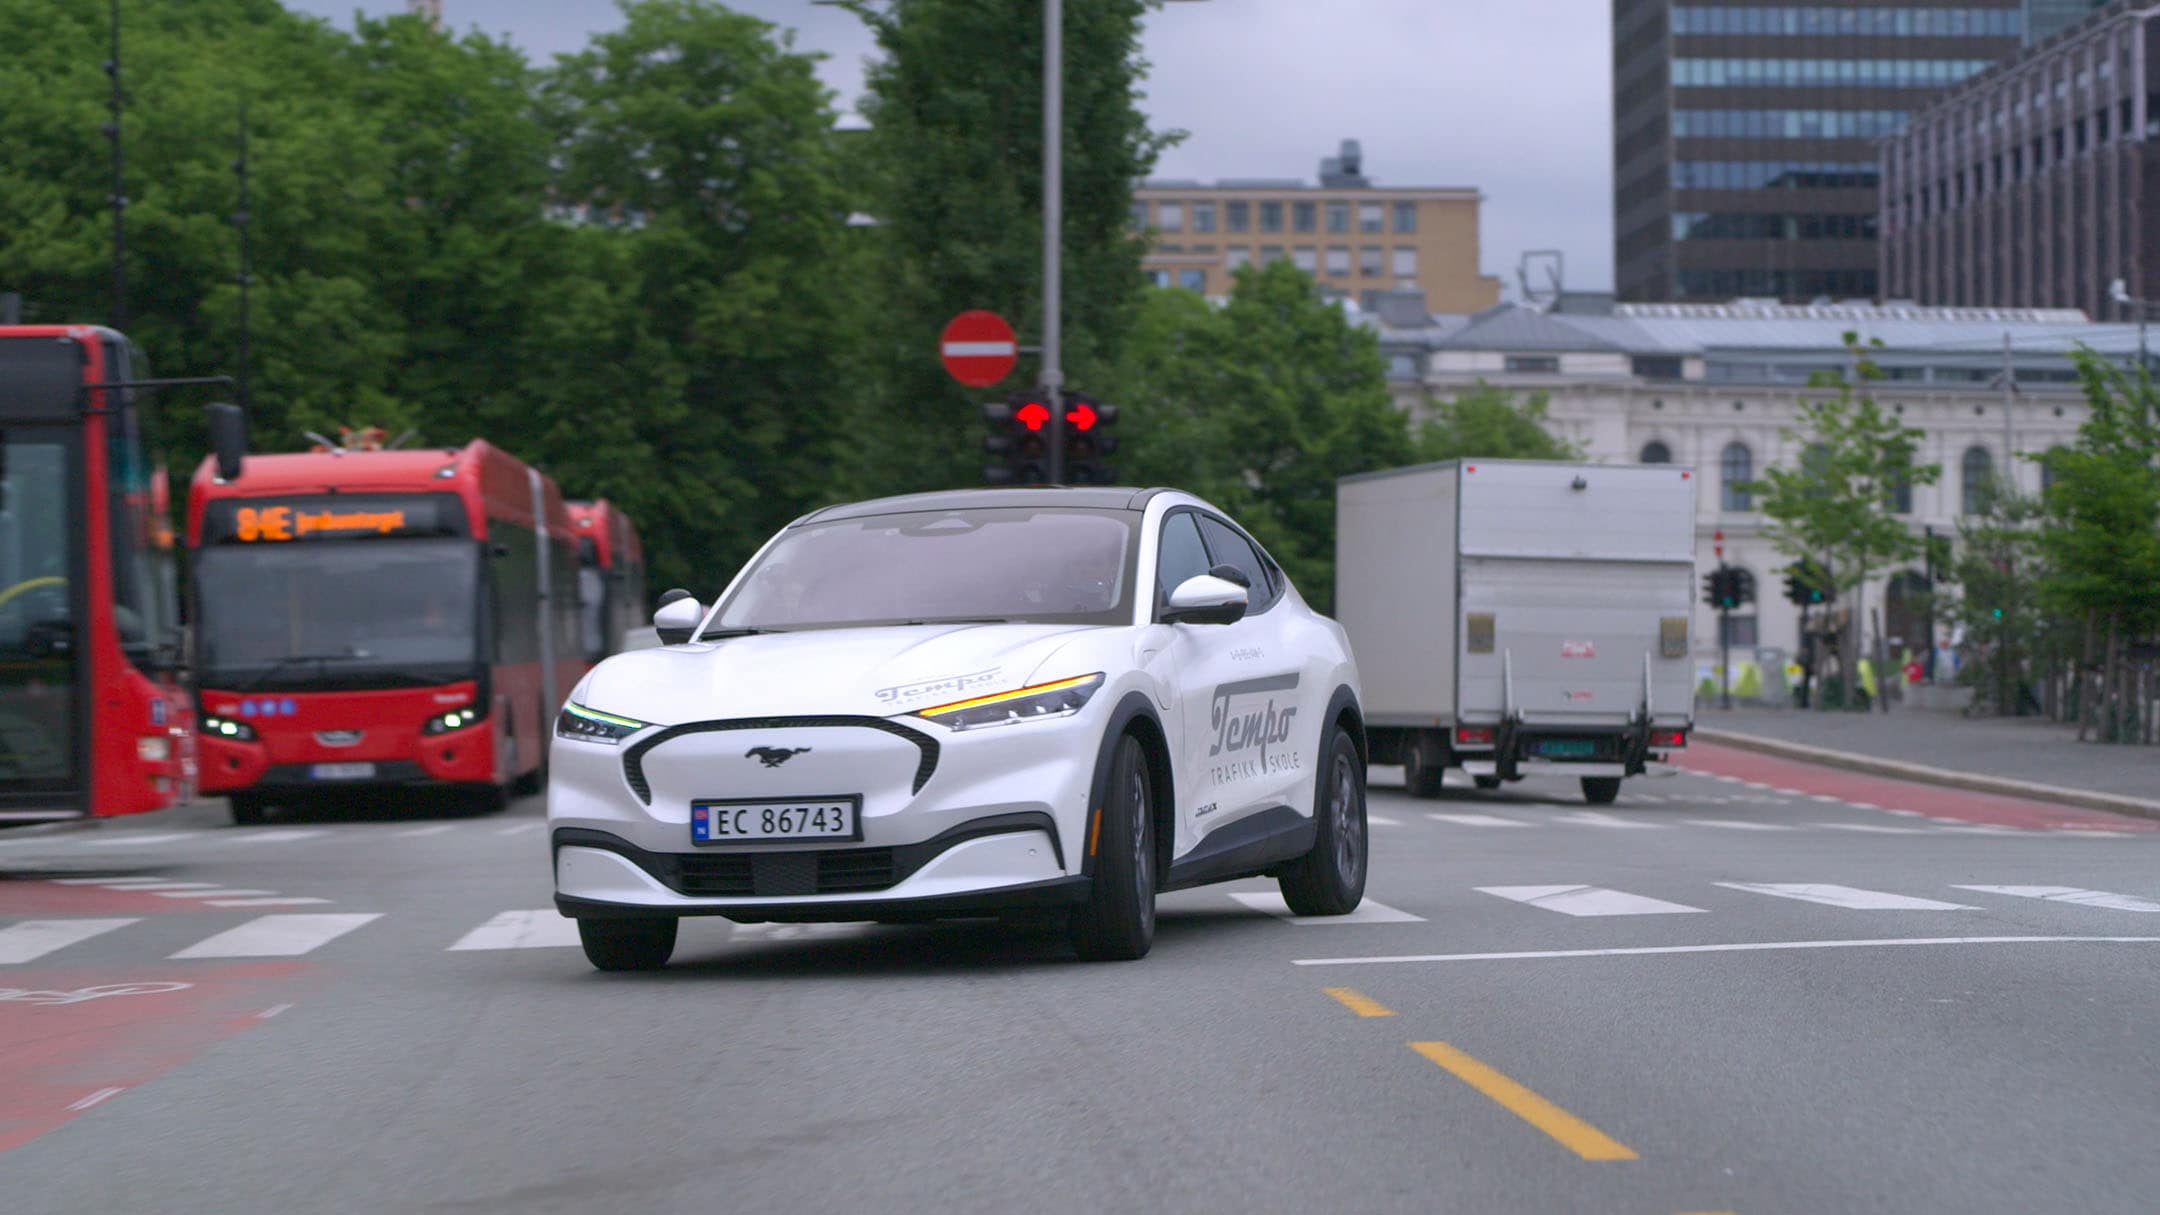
[1362,294,2143,694]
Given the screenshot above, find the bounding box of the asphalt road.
[5,753,2158,1215]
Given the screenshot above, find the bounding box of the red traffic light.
[1065,400,1098,431]
[1015,401,1051,431]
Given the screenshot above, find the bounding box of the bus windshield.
[193,539,481,690]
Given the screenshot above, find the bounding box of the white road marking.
[1426,812,1534,828]
[256,1003,294,1019]
[0,919,138,964]
[1885,809,1925,817]
[1743,781,1776,790]
[1715,882,1975,911]
[2047,829,2131,838]
[1476,885,1706,917]
[82,833,193,848]
[202,897,335,908]
[1556,811,1662,830]
[1227,892,1425,924]
[1816,823,1934,835]
[394,824,459,838]
[1292,936,2160,967]
[1627,794,1666,805]
[493,822,541,837]
[1847,801,1882,811]
[153,888,278,899]
[448,910,582,950]
[1366,814,1403,827]
[1687,819,1795,831]
[170,913,382,959]
[1931,825,2024,835]
[1809,794,1844,803]
[226,829,330,845]
[68,881,216,892]
[50,876,173,886]
[66,1087,125,1112]
[1953,886,2160,913]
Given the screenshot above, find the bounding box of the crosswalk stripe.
[1367,814,1403,827]
[1426,813,1534,828]
[227,829,330,845]
[1953,886,2160,913]
[1687,819,1795,831]
[79,881,217,892]
[1557,811,1662,830]
[169,913,382,959]
[0,918,138,964]
[1227,892,1425,924]
[153,889,277,899]
[1715,883,1974,911]
[395,824,460,838]
[50,876,172,886]
[82,833,192,848]
[203,897,335,908]
[1476,885,1707,917]
[448,910,582,950]
[1817,824,1934,835]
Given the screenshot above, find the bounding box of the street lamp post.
[1041,0,1065,485]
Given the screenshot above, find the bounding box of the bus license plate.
[692,799,860,845]
[311,762,377,781]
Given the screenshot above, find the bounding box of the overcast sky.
[286,1,1612,295]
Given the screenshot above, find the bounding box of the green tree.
[1938,486,2045,716]
[1115,263,1412,610]
[1414,384,1581,463]
[1747,336,1941,710]
[837,0,1170,495]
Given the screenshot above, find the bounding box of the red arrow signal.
[1015,401,1051,431]
[1064,401,1097,431]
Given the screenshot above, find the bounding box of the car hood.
[574,623,1105,724]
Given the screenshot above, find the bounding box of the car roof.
[794,486,1175,526]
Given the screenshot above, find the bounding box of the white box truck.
[1335,459,1698,804]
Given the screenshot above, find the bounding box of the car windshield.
[715,507,1138,630]
[194,538,482,689]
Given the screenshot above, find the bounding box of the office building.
[1132,140,1502,313]
[2025,0,2111,43]
[1615,1,2024,303]
[1881,1,2156,318]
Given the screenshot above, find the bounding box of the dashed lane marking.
[80,833,193,849]
[168,913,382,959]
[1687,819,1796,831]
[1367,814,1403,827]
[202,897,333,908]
[1816,823,1935,835]
[1556,811,1663,830]
[226,829,331,845]
[1426,812,1534,828]
[1477,885,1707,918]
[1292,936,2160,967]
[448,910,582,950]
[394,824,459,838]
[1321,987,1396,1017]
[152,889,279,900]
[1409,1041,1638,1161]
[65,1088,125,1112]
[493,823,542,837]
[1714,883,1976,911]
[0,919,138,965]
[1953,886,2160,913]
[1228,892,1426,924]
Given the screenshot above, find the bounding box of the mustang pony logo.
[745,746,812,768]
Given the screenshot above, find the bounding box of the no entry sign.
[940,310,1018,387]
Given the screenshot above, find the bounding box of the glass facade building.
[1614,1,2023,302]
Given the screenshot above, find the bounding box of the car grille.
[677,847,901,897]
[620,717,940,804]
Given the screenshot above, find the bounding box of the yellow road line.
[1321,986,1395,1017]
[1409,1041,1639,1161]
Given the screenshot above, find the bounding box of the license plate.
[691,797,861,845]
[1533,739,1598,758]
[310,762,377,781]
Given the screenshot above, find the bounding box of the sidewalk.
[1692,704,2160,818]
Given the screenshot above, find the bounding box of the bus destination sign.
[202,493,468,544]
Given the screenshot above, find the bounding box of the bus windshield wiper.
[229,649,371,693]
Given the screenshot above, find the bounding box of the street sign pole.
[1041,0,1065,485]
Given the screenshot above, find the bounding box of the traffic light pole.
[1719,565,1733,712]
[1040,0,1065,486]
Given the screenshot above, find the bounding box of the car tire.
[1067,733,1155,962]
[1581,776,1622,804]
[229,794,270,826]
[1279,726,1367,916]
[578,917,677,971]
[1403,734,1446,799]
[1472,775,1503,791]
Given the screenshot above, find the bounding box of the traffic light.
[1730,567,1756,608]
[983,394,1050,485]
[1782,557,1833,606]
[1062,391,1120,485]
[1702,565,1756,611]
[1702,567,1728,610]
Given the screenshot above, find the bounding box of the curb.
[1693,727,2160,825]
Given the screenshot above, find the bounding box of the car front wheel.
[1279,726,1367,916]
[1068,733,1155,962]
[578,917,678,971]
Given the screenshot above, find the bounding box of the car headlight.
[914,673,1104,732]
[200,714,258,743]
[556,702,650,746]
[422,705,485,736]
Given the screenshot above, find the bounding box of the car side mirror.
[207,402,247,482]
[1163,574,1248,626]
[1207,563,1251,589]
[653,589,701,646]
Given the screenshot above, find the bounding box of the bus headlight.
[423,705,484,735]
[201,715,258,742]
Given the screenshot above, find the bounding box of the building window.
[1178,268,1206,292]
[1191,202,1216,234]
[1358,203,1384,234]
[1326,201,1350,233]
[1885,466,1912,514]
[1156,202,1183,232]
[1359,246,1384,277]
[1260,201,1284,232]
[1147,269,1170,288]
[1294,201,1316,233]
[1388,353,1419,379]
[1131,201,1149,231]
[1720,442,1754,511]
[2040,447,2066,493]
[1506,355,1560,373]
[1293,246,1317,272]
[1393,201,1418,233]
[1632,355,1684,379]
[1325,246,1350,276]
[1640,440,1673,464]
[1226,245,1251,270]
[1225,201,1250,233]
[1391,246,1418,278]
[1260,244,1286,266]
[1961,445,1995,514]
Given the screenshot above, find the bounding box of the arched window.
[1720,441,1753,511]
[1639,440,1672,464]
[1961,445,1995,514]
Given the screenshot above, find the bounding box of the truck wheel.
[1581,777,1622,804]
[1067,733,1156,961]
[1472,775,1502,791]
[1403,734,1446,799]
[1279,727,1367,916]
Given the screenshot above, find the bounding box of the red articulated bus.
[187,440,587,822]
[566,499,648,660]
[0,325,207,825]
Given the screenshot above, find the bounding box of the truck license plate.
[1533,739,1598,758]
